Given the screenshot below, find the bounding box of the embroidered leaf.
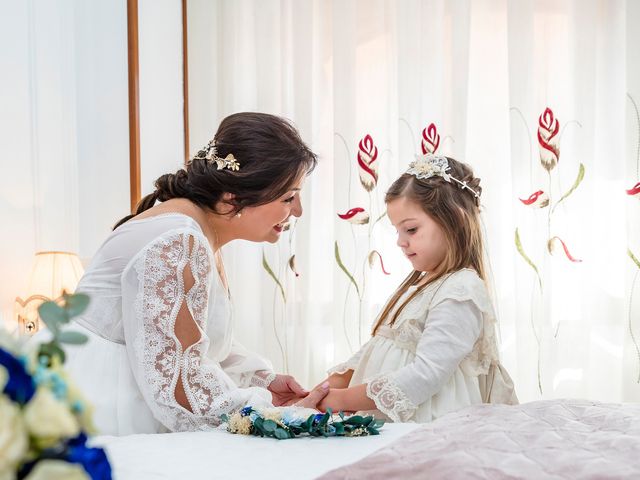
[552,163,585,214]
[262,251,286,303]
[515,228,542,291]
[288,255,299,277]
[629,248,640,270]
[371,211,387,228]
[334,241,360,297]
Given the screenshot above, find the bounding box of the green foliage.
[37,292,89,365]
[222,407,385,440]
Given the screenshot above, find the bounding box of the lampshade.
[14,251,85,334]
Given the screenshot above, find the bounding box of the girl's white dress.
[329,268,499,423]
[39,214,275,435]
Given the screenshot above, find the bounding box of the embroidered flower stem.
[629,269,640,384]
[263,251,287,372]
[627,94,640,178]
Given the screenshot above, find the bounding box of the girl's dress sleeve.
[366,271,490,422]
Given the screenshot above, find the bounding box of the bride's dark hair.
[114,112,317,229]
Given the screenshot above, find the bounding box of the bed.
[93,399,640,479]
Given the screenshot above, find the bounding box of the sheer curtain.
[187,0,640,403]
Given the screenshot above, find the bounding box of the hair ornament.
[192,140,240,171]
[407,154,480,199]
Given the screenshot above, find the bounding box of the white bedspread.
[92,423,420,480]
[321,399,640,479]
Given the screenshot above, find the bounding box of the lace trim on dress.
[366,374,418,423]
[250,371,277,389]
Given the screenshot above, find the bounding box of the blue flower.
[240,406,252,417]
[0,347,35,405]
[313,413,325,424]
[66,433,112,480]
[17,434,112,480]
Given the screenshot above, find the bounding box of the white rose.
[24,388,79,447]
[0,394,28,475]
[24,460,89,480]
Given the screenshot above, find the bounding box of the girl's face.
[237,177,305,243]
[387,196,448,273]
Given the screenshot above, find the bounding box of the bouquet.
[0,293,111,480]
[221,406,384,440]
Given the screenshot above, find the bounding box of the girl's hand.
[314,370,354,390]
[268,374,308,406]
[291,382,330,409]
[318,384,375,413]
[317,388,347,413]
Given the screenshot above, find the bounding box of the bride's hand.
[268,374,308,407]
[290,382,330,409]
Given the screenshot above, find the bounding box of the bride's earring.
[235,211,242,218]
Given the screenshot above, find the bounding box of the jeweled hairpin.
[192,140,240,171]
[407,154,480,198]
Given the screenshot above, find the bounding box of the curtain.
[186,0,639,403]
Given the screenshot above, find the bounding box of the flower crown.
[407,154,480,199]
[192,140,240,171]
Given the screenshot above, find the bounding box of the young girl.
[319,154,517,423]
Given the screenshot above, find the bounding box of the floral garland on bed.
[221,406,384,440]
[0,293,112,480]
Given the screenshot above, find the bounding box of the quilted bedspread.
[319,399,640,479]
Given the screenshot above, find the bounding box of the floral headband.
[192,140,240,171]
[406,154,480,199]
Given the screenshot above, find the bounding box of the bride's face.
[238,177,305,243]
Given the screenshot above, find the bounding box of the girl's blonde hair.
[372,156,486,336]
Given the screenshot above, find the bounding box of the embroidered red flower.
[357,135,378,192]
[421,123,440,155]
[337,207,369,225]
[519,190,549,208]
[626,181,640,198]
[367,250,390,275]
[538,107,560,171]
[547,236,582,263]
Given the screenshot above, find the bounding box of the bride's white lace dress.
[49,213,275,435]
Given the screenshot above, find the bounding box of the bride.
[48,112,327,435]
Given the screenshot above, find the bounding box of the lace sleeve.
[366,299,482,422]
[122,230,272,432]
